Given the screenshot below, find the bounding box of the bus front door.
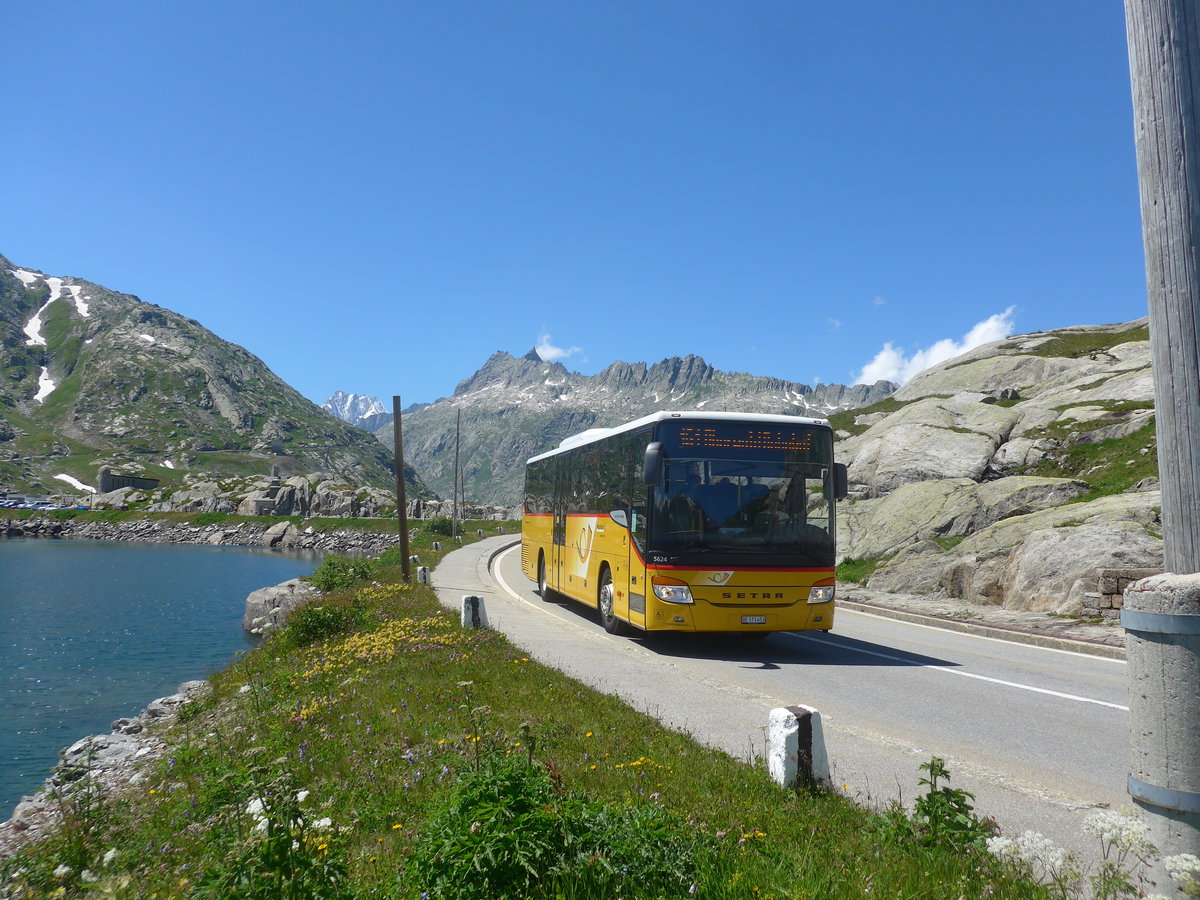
[551,490,566,596]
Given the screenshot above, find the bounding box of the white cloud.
[854,306,1016,385]
[827,318,842,331]
[873,296,886,307]
[535,331,582,362]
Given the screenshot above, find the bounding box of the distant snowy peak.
[322,391,387,426]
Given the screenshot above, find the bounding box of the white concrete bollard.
[461,595,489,629]
[767,705,830,790]
[432,541,442,551]
[476,528,485,537]
[417,566,431,584]
[409,554,421,565]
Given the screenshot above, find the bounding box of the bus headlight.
[651,577,694,604]
[808,585,835,604]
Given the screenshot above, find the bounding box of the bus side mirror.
[643,442,664,486]
[834,463,849,500]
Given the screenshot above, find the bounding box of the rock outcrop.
[0,681,211,859]
[835,318,1163,611]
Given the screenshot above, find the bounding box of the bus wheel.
[598,569,626,635]
[537,554,555,601]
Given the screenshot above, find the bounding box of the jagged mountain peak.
[381,348,897,506]
[322,391,387,427]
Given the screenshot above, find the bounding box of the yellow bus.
[520,411,848,636]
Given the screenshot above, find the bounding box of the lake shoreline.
[2,515,409,556]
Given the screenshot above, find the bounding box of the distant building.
[97,466,160,493]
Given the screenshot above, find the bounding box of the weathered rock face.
[860,488,1163,613]
[839,397,1022,498]
[243,577,320,634]
[836,318,1163,611]
[838,475,1089,561]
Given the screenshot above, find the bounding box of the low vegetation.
[1025,421,1158,503]
[1003,324,1149,360]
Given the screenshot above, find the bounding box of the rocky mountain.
[0,254,428,498]
[374,347,897,506]
[831,318,1161,612]
[321,391,387,427]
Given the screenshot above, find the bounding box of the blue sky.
[2,2,1145,407]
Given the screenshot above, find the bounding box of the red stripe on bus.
[650,565,835,574]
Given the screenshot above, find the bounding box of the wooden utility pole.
[392,395,411,581]
[1124,0,1200,875]
[452,408,460,541]
[1127,0,1200,574]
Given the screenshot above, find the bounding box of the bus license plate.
[741,615,767,625]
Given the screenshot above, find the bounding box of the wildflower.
[1082,808,1157,856]
[585,731,593,738]
[313,817,333,830]
[392,823,403,830]
[1164,853,1200,887]
[296,790,310,803]
[102,849,118,867]
[246,798,266,817]
[52,865,72,879]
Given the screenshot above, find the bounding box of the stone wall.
[1083,567,1162,620]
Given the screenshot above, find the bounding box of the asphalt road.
[434,535,1130,868]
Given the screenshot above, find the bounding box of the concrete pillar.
[432,541,442,551]
[1123,574,1200,874]
[417,566,430,585]
[461,595,488,629]
[767,705,829,790]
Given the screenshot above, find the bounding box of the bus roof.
[527,410,832,464]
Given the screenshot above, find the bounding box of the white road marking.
[792,632,1129,711]
[494,544,1129,712]
[839,604,1127,664]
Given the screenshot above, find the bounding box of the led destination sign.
[675,425,816,453]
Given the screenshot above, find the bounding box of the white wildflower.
[1082,808,1157,856]
[986,835,1017,859]
[1164,852,1200,887]
[296,790,310,803]
[80,869,99,884]
[245,797,265,817]
[102,848,118,867]
[52,864,72,879]
[313,816,333,830]
[238,684,251,694]
[1014,830,1073,882]
[255,816,269,834]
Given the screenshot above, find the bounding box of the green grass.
[1025,421,1158,502]
[0,534,1049,900]
[1000,324,1149,359]
[836,556,885,584]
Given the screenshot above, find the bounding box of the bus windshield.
[646,421,835,566]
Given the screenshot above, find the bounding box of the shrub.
[425,516,454,536]
[408,753,709,899]
[284,603,371,648]
[304,554,375,593]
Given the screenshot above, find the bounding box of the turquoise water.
[0,539,318,818]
